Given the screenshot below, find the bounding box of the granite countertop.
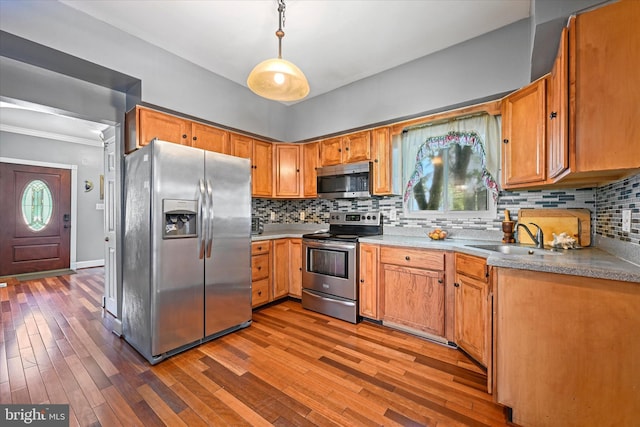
[359,234,640,283]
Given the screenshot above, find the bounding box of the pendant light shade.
[247,58,309,102]
[247,0,310,101]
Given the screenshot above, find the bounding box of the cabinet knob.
[438,279,443,284]
[360,279,364,283]
[296,169,300,172]
[257,266,262,270]
[257,246,262,250]
[338,148,342,152]
[374,159,379,163]
[345,147,349,151]
[105,236,110,242]
[182,134,187,139]
[503,139,509,144]
[299,267,302,271]
[549,111,558,119]
[405,256,410,261]
[193,136,197,141]
[454,282,460,288]
[258,290,262,296]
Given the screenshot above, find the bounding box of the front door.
[0,162,72,276]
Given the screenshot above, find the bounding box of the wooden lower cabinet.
[380,246,447,338]
[495,268,640,426]
[251,241,271,307]
[358,244,379,319]
[454,253,491,368]
[272,238,303,299]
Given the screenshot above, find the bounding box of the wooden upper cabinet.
[124,107,191,153]
[191,123,230,154]
[501,77,547,188]
[302,142,319,198]
[571,0,640,175]
[231,134,272,197]
[371,127,393,195]
[231,133,253,159]
[252,139,273,197]
[320,131,372,166]
[320,137,343,166]
[274,144,302,198]
[547,27,569,180]
[344,131,371,163]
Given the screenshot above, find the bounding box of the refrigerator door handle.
[198,179,207,259]
[206,179,214,258]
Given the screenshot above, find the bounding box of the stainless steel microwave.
[316,161,372,199]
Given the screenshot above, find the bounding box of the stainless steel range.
[301,211,383,323]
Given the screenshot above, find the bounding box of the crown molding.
[0,124,104,147]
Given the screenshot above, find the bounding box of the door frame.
[0,157,79,270]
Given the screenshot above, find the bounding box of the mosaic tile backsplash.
[253,172,639,247]
[595,173,639,245]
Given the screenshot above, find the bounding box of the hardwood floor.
[1,267,511,426]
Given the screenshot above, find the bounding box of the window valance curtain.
[401,113,501,203]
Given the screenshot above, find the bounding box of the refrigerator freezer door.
[204,151,252,337]
[152,141,206,356]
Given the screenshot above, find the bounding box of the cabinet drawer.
[252,254,270,280]
[380,246,444,270]
[455,253,487,282]
[252,241,270,255]
[252,278,270,307]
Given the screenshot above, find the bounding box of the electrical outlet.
[622,209,632,233]
[270,211,276,221]
[299,211,305,221]
[389,209,397,221]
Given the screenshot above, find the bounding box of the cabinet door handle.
[258,290,262,296]
[257,246,262,250]
[405,256,410,261]
[549,111,558,119]
[360,279,364,283]
[182,134,187,139]
[257,266,262,271]
[454,282,460,287]
[438,279,443,284]
[338,148,342,152]
[503,139,509,144]
[296,169,300,172]
[345,146,349,151]
[374,159,379,163]
[193,136,197,141]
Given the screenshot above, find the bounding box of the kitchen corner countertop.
[251,229,310,241]
[359,235,640,284]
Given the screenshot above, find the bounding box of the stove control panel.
[329,211,381,226]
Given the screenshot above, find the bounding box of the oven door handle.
[303,239,357,251]
[302,289,356,307]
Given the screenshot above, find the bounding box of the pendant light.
[247,0,310,101]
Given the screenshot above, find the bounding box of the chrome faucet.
[516,222,544,249]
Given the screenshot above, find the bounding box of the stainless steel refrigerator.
[122,139,252,365]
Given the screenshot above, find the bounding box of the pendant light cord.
[276,0,286,59]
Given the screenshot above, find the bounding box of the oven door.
[302,239,357,300]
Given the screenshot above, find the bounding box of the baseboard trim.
[75,259,105,269]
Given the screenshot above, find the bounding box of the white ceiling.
[59,0,531,100]
[1,0,530,143]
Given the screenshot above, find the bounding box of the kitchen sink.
[466,244,563,256]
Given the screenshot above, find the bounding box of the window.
[402,114,500,218]
[21,179,53,231]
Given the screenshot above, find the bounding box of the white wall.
[1,131,105,264]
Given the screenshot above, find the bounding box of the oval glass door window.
[21,179,54,231]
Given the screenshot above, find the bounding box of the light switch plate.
[389,209,397,221]
[270,211,276,221]
[622,209,631,233]
[299,211,305,221]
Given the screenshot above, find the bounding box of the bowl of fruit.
[427,228,448,241]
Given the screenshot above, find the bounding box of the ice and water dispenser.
[163,199,197,239]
